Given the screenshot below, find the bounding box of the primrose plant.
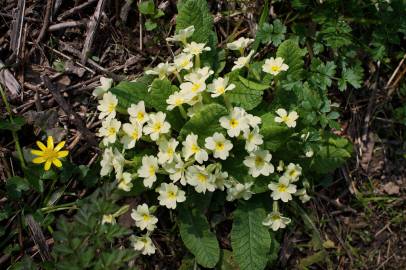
[93,1,351,268]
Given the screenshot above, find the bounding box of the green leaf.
[147,78,177,111]
[310,59,336,91]
[276,39,305,82]
[178,207,220,268]
[260,112,292,151]
[338,65,364,91]
[226,81,263,111]
[319,19,352,49]
[110,81,149,111]
[176,0,213,43]
[219,249,240,270]
[231,200,271,270]
[0,116,25,131]
[179,103,228,144]
[255,20,286,47]
[6,176,30,199]
[238,76,270,91]
[145,19,157,31]
[138,0,155,15]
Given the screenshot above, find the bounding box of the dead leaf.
[382,182,400,195]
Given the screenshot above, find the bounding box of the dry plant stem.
[25,214,51,261]
[0,85,26,169]
[36,0,53,44]
[57,0,98,21]
[81,0,106,64]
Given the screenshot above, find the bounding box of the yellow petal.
[57,151,69,158]
[52,158,62,168]
[47,136,54,149]
[36,141,47,151]
[31,150,44,156]
[54,141,66,152]
[44,160,52,171]
[33,157,46,164]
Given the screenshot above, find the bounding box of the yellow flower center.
[152,122,162,132]
[167,147,174,156]
[167,191,176,199]
[215,142,224,151]
[230,118,239,128]
[255,156,264,167]
[278,184,287,192]
[181,59,189,68]
[271,214,280,221]
[271,65,281,72]
[217,86,225,94]
[131,130,139,140]
[289,170,298,178]
[137,112,145,121]
[108,103,116,112]
[175,98,184,106]
[191,144,200,153]
[42,148,58,160]
[281,115,289,123]
[143,214,150,221]
[191,83,201,92]
[149,166,156,175]
[108,127,117,136]
[197,173,207,183]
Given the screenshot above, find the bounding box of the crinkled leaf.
[239,76,270,91]
[179,103,228,144]
[178,207,220,268]
[231,200,271,270]
[226,81,263,111]
[310,59,336,91]
[260,112,293,151]
[110,81,149,111]
[338,65,364,91]
[276,39,306,82]
[176,0,213,43]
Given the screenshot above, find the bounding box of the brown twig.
[81,0,107,64]
[48,19,88,32]
[42,75,98,147]
[25,214,51,261]
[57,0,98,21]
[36,0,53,44]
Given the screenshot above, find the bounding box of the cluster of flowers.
[96,26,311,255]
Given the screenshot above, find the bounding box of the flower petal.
[54,141,66,151]
[44,160,52,170]
[36,141,47,151]
[33,157,46,164]
[31,150,44,156]
[47,136,54,149]
[57,151,69,158]
[52,158,62,168]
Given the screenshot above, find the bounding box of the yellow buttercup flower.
[31,136,69,171]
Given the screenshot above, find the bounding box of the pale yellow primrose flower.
[163,154,187,185]
[97,92,118,120]
[128,101,149,125]
[92,77,113,98]
[207,77,235,98]
[173,53,194,72]
[101,214,116,225]
[227,37,254,51]
[219,107,249,137]
[131,203,158,231]
[182,133,208,164]
[98,118,121,146]
[186,165,216,194]
[143,112,171,141]
[243,149,275,177]
[268,176,297,202]
[226,181,254,201]
[262,57,289,76]
[117,172,133,192]
[137,155,159,188]
[156,183,186,209]
[166,90,193,111]
[130,234,156,255]
[231,50,255,71]
[183,42,211,56]
[204,132,233,160]
[145,62,175,80]
[31,136,69,171]
[121,121,143,149]
[243,127,264,152]
[166,25,195,44]
[262,211,291,231]
[283,163,302,182]
[274,108,299,128]
[157,138,179,165]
